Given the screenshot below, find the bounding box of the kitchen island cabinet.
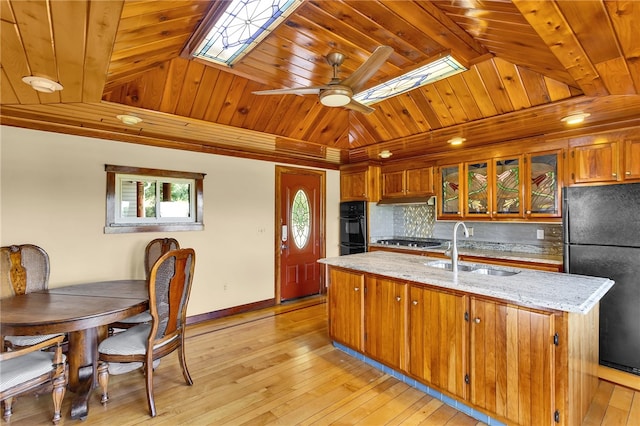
[364,276,407,369]
[320,252,612,426]
[408,285,467,400]
[327,268,364,351]
[469,298,555,425]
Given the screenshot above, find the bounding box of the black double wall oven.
[339,201,367,255]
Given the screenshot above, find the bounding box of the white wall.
[0,126,340,317]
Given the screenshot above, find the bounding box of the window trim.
[105,165,205,234]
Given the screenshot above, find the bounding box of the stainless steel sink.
[424,260,475,272]
[425,260,519,276]
[471,267,519,276]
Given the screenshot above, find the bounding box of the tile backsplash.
[369,202,563,255]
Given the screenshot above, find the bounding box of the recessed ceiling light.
[117,114,143,125]
[22,76,63,93]
[448,137,466,146]
[561,112,590,125]
[378,150,393,159]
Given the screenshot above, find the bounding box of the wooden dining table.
[0,279,148,420]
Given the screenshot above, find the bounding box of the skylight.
[193,0,302,66]
[353,55,467,105]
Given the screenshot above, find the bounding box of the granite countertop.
[368,242,563,266]
[319,251,613,314]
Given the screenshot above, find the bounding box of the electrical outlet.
[467,227,474,237]
[537,229,544,240]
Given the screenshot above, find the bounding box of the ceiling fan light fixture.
[117,114,143,125]
[448,137,466,146]
[22,76,63,93]
[561,112,590,125]
[319,89,352,107]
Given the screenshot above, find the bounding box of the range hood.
[377,196,436,205]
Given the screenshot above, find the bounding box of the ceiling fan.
[252,45,393,114]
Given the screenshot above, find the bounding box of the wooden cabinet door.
[328,268,364,351]
[408,285,468,399]
[623,139,640,180]
[405,167,434,196]
[364,276,407,369]
[525,150,561,218]
[571,142,619,183]
[381,170,405,198]
[438,164,464,219]
[340,171,368,201]
[470,298,555,426]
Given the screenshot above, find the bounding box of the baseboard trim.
[186,298,276,325]
[598,365,640,391]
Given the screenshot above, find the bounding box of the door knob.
[474,317,481,324]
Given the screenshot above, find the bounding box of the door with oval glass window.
[277,167,324,301]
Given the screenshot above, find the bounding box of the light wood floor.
[7,296,640,425]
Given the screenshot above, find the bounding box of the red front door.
[278,168,323,301]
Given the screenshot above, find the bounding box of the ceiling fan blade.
[342,45,393,93]
[344,99,375,114]
[252,86,328,96]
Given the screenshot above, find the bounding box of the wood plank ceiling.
[1,0,639,167]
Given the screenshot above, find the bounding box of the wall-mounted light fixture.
[378,150,393,159]
[561,112,590,125]
[22,76,63,93]
[117,114,143,125]
[447,137,466,146]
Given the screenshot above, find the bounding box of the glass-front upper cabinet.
[525,150,562,218]
[438,164,463,219]
[465,161,490,217]
[493,157,523,218]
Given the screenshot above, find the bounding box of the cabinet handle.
[492,211,496,214]
[354,287,359,292]
[396,296,401,302]
[612,173,617,177]
[412,300,418,305]
[526,210,531,214]
[626,171,632,175]
[474,317,481,324]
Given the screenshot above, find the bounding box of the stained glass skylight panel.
[353,55,467,105]
[193,0,302,66]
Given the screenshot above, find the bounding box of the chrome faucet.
[451,221,469,272]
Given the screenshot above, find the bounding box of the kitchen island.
[319,251,614,426]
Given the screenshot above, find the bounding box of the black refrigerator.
[563,182,640,376]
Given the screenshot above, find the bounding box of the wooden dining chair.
[97,248,195,417]
[110,238,181,332]
[0,244,64,351]
[0,334,67,424]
